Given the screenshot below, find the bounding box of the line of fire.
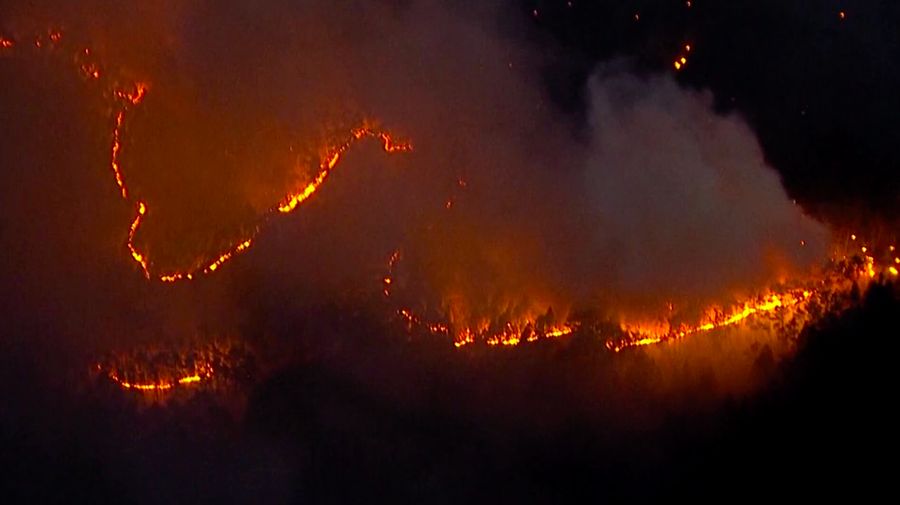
[3,26,897,398]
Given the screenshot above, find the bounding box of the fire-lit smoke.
[381,65,828,341]
[0,0,867,398]
[581,70,827,310]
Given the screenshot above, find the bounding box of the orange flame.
[611,289,813,352]
[673,43,691,71]
[126,201,151,278]
[107,86,410,281]
[384,233,895,354]
[99,358,214,392]
[5,29,899,378]
[277,127,412,213]
[2,29,411,283]
[109,89,411,281]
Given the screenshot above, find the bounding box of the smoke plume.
[1,0,827,358]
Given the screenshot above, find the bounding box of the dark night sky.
[2,1,899,503]
[529,0,900,226]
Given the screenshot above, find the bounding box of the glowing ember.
[673,44,691,71]
[127,201,150,278]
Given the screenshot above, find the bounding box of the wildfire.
[158,238,254,282]
[97,354,214,392]
[94,340,253,395]
[127,201,150,278]
[611,289,813,352]
[383,250,576,347]
[110,111,130,198]
[606,235,898,352]
[107,86,410,282]
[104,368,210,391]
[106,91,408,282]
[276,127,412,214]
[6,27,900,397]
[110,97,411,281]
[383,250,402,296]
[382,233,896,354]
[2,29,412,284]
[3,27,413,395]
[401,305,574,348]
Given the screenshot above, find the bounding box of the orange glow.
[383,231,897,354]
[6,28,900,368]
[612,289,812,352]
[106,81,410,281]
[94,340,253,395]
[673,44,692,71]
[453,330,475,348]
[607,236,900,352]
[545,326,574,338]
[277,127,412,213]
[127,202,151,279]
[0,29,411,284]
[110,111,129,198]
[158,238,253,282]
[178,374,202,384]
[384,251,575,347]
[383,251,576,348]
[98,353,216,393]
[115,82,148,106]
[81,63,100,80]
[383,250,402,296]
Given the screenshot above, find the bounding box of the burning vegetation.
[382,237,897,353]
[93,339,255,396]
[2,23,896,399]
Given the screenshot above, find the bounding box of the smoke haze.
[1,0,827,375]
[8,2,899,503]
